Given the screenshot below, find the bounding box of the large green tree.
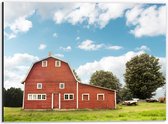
[124,53,165,99]
[90,70,122,102]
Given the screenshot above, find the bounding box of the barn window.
[82,94,90,101]
[59,83,65,89]
[27,94,46,100]
[28,94,32,100]
[97,93,104,101]
[37,83,42,89]
[33,94,37,100]
[42,94,46,100]
[55,60,61,67]
[64,94,68,100]
[42,60,47,67]
[37,94,41,99]
[69,94,73,99]
[64,93,74,100]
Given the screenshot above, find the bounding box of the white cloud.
[53,11,65,24]
[76,36,80,40]
[154,57,166,98]
[8,33,16,39]
[4,2,35,39]
[35,3,76,20]
[66,3,97,25]
[125,5,144,26]
[5,32,16,40]
[106,45,123,50]
[135,45,150,51]
[78,40,123,51]
[4,2,35,27]
[60,46,72,52]
[4,53,39,89]
[55,53,64,58]
[78,40,103,51]
[38,44,47,50]
[159,57,166,78]
[97,3,134,28]
[10,17,32,33]
[53,3,134,28]
[155,87,165,99]
[125,5,166,37]
[52,33,58,38]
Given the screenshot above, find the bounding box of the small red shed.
[21,55,116,110]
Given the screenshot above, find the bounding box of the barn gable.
[21,56,80,84]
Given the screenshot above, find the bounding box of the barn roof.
[79,83,116,92]
[21,55,80,84]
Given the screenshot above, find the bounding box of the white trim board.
[59,93,61,109]
[76,81,79,109]
[22,82,25,109]
[51,93,54,109]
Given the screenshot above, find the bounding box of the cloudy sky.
[4,2,166,98]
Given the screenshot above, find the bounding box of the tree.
[120,86,133,101]
[89,70,122,103]
[5,87,23,107]
[73,69,81,81]
[124,53,165,99]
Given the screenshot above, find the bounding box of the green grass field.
[4,102,166,122]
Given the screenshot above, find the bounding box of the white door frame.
[51,93,61,109]
[59,93,61,109]
[51,93,54,109]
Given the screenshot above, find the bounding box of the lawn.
[4,102,166,122]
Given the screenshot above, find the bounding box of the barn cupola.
[48,52,52,57]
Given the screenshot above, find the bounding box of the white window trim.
[28,94,46,100]
[37,83,42,89]
[97,93,105,101]
[55,60,61,67]
[59,83,65,89]
[82,93,90,101]
[42,60,47,67]
[28,94,32,100]
[64,93,74,100]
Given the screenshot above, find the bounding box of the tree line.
[3,87,23,107]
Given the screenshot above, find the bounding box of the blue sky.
[4,2,166,97]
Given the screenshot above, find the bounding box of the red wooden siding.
[78,83,115,109]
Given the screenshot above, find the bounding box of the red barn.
[21,55,116,110]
